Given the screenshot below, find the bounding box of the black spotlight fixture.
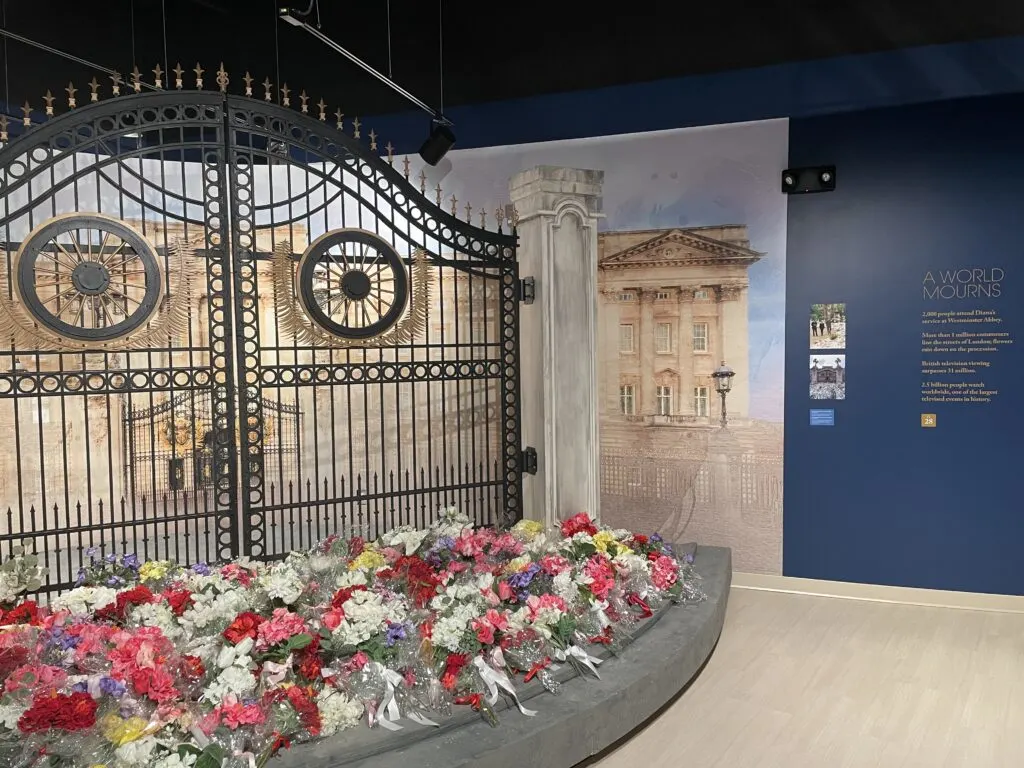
[419,120,456,167]
[781,165,836,195]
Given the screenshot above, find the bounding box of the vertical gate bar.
[501,251,524,527]
[223,97,266,559]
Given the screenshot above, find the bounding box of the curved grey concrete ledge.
[279,545,731,768]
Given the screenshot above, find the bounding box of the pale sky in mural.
[419,119,788,422]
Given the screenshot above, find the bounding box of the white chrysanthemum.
[432,507,471,538]
[335,569,368,588]
[612,552,648,578]
[114,735,159,766]
[431,602,479,652]
[260,566,305,605]
[51,586,117,616]
[180,588,250,633]
[379,526,430,556]
[332,590,398,647]
[129,602,182,640]
[203,664,257,704]
[152,753,197,768]
[317,689,364,736]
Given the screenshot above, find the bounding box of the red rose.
[223,612,264,644]
[631,534,649,547]
[95,585,155,622]
[163,589,194,617]
[330,584,366,610]
[560,512,598,538]
[18,691,97,733]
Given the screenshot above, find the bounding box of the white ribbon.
[591,600,612,629]
[555,645,603,679]
[367,662,405,731]
[471,656,537,717]
[232,749,257,768]
[262,654,292,685]
[188,726,210,748]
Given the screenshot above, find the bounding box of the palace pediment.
[599,228,762,269]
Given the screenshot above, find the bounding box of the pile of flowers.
[0,511,703,767]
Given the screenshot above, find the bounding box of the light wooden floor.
[596,588,1024,768]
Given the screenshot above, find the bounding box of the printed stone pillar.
[676,287,694,415]
[510,166,605,526]
[638,288,656,416]
[599,289,622,418]
[717,283,749,418]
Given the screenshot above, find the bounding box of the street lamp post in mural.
[712,361,736,428]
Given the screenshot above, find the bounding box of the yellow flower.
[101,714,150,746]
[349,549,386,572]
[503,555,531,575]
[592,531,616,553]
[512,519,544,541]
[138,560,169,582]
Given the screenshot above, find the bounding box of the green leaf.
[194,743,227,768]
[284,633,313,652]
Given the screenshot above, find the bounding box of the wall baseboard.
[732,572,1024,614]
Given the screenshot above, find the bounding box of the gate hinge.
[522,447,538,475]
[519,276,535,305]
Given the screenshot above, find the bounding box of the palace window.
[694,386,709,417]
[694,289,709,300]
[620,384,636,416]
[656,386,673,416]
[692,322,709,352]
[619,324,635,353]
[655,291,671,300]
[655,322,673,353]
[618,292,635,302]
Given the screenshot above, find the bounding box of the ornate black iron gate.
[0,70,522,593]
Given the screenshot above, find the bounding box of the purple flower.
[71,681,88,693]
[75,568,87,586]
[650,534,663,543]
[100,676,126,697]
[122,554,140,569]
[85,546,98,559]
[105,553,117,564]
[384,622,409,647]
[435,536,456,551]
[107,576,124,587]
[191,562,211,576]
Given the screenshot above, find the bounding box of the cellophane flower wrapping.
[0,508,703,766]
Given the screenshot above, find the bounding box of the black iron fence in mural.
[0,73,523,596]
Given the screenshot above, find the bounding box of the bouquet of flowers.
[0,509,704,767]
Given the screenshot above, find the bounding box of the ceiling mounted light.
[419,121,456,167]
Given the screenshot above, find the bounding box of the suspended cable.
[130,0,137,70]
[2,0,8,112]
[386,0,393,78]
[438,0,444,114]
[161,0,169,80]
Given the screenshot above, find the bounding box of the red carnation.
[223,612,264,645]
[163,589,194,617]
[560,512,598,538]
[441,653,468,691]
[330,584,366,610]
[181,655,206,680]
[18,691,97,733]
[0,600,40,627]
[95,585,155,622]
[347,537,365,558]
[285,685,321,736]
[295,635,322,681]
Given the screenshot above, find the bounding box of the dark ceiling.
[2,0,1024,119]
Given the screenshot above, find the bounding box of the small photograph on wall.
[809,303,846,349]
[809,355,846,400]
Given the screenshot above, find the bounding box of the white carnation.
[260,566,305,605]
[129,602,182,640]
[333,591,394,647]
[152,753,197,768]
[335,569,368,588]
[432,507,471,538]
[203,664,257,704]
[51,586,117,616]
[380,526,430,556]
[0,701,26,731]
[114,735,159,766]
[180,588,250,633]
[317,689,364,736]
[552,570,579,605]
[431,602,479,652]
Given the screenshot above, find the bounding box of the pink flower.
[480,588,501,607]
[650,555,678,591]
[5,664,67,694]
[484,609,509,632]
[322,608,344,631]
[539,555,571,576]
[471,619,495,645]
[497,581,515,602]
[344,651,369,673]
[256,608,307,649]
[218,695,267,730]
[583,556,616,601]
[525,594,567,621]
[453,530,486,557]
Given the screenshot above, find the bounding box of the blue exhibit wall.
[784,94,1024,595]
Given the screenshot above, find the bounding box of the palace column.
[638,288,656,417]
[598,289,622,418]
[676,288,694,415]
[510,166,605,526]
[716,283,749,418]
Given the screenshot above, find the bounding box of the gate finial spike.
[435,183,443,206]
[402,156,411,179]
[193,62,205,90]
[66,82,77,109]
[450,194,458,216]
[21,101,32,127]
[418,169,427,194]
[299,90,309,113]
[385,142,394,164]
[495,205,506,231]
[110,71,123,96]
[368,129,377,151]
[243,72,254,97]
[334,108,344,129]
[130,66,142,93]
[464,201,472,222]
[153,64,164,89]
[317,98,327,121]
[0,114,8,143]
[173,63,184,90]
[511,205,520,230]
[43,90,55,117]
[352,116,361,138]
[216,63,229,93]
[281,83,291,107]
[263,77,273,101]
[479,210,486,229]
[89,77,100,101]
